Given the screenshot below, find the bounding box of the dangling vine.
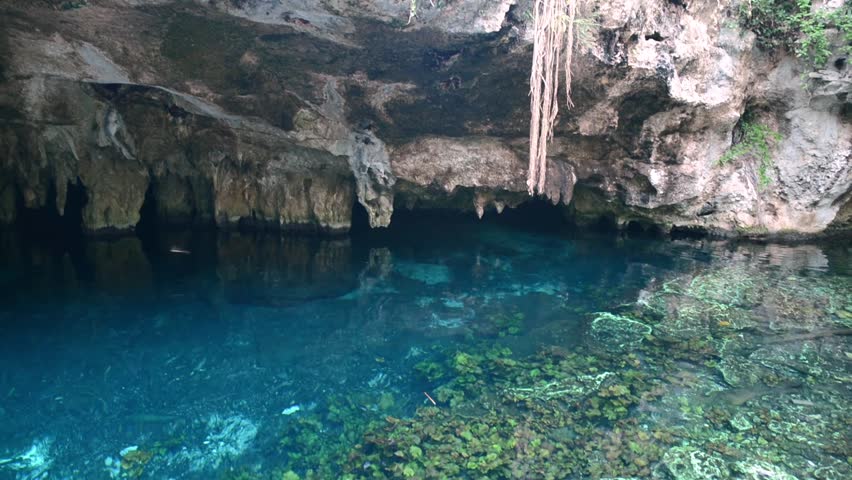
[528,0,577,195]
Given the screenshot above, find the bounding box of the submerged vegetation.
[739,0,852,67]
[290,260,848,480]
[336,265,851,479]
[206,251,852,479]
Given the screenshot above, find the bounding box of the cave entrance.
[349,199,372,235]
[136,181,158,232]
[63,179,87,235]
[486,198,570,232]
[380,196,573,235]
[15,179,87,238]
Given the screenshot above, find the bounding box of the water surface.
[0,216,849,479]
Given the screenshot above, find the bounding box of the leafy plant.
[739,0,852,68]
[717,120,783,187]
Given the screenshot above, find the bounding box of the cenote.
[2,1,852,479]
[0,206,850,480]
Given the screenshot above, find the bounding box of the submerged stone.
[0,438,53,476]
[173,414,259,472]
[733,461,799,480]
[729,414,753,432]
[591,312,652,350]
[657,447,729,480]
[395,263,451,285]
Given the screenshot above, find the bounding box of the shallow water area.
[0,214,850,480]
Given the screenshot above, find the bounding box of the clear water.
[0,215,850,480]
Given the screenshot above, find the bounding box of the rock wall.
[0,78,355,233]
[0,0,849,236]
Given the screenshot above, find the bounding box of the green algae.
[488,311,525,337]
[336,342,676,479]
[326,262,849,479]
[275,392,400,478]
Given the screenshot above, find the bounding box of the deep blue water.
[0,215,849,480]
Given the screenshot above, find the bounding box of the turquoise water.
[0,214,850,480]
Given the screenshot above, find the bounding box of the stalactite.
[528,0,577,196]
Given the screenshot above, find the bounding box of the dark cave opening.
[670,225,710,239]
[349,199,372,235]
[63,179,87,235]
[136,180,159,239]
[15,179,87,238]
[585,213,619,233]
[15,184,59,235]
[350,197,577,246]
[389,197,572,234]
[10,179,88,262]
[625,219,663,237]
[358,197,676,241]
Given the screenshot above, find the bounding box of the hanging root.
[528,0,577,195]
[407,0,417,25]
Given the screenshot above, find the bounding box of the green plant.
[739,0,799,51]
[717,120,783,187]
[792,0,832,66]
[739,0,852,68]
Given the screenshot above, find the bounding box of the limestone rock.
[0,0,849,235]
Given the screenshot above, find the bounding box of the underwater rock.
[175,414,259,472]
[428,313,466,329]
[590,312,652,350]
[717,355,762,388]
[728,414,753,432]
[104,455,120,479]
[732,461,799,480]
[282,405,301,416]
[0,438,53,480]
[120,447,153,479]
[656,446,729,480]
[645,266,760,341]
[505,370,616,403]
[119,446,138,457]
[442,297,465,309]
[395,262,451,285]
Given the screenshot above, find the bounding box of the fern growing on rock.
[717,120,783,187]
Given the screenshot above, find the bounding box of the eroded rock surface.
[0,0,849,235]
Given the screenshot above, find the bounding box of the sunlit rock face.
[0,0,849,235]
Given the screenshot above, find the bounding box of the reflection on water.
[0,221,849,480]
